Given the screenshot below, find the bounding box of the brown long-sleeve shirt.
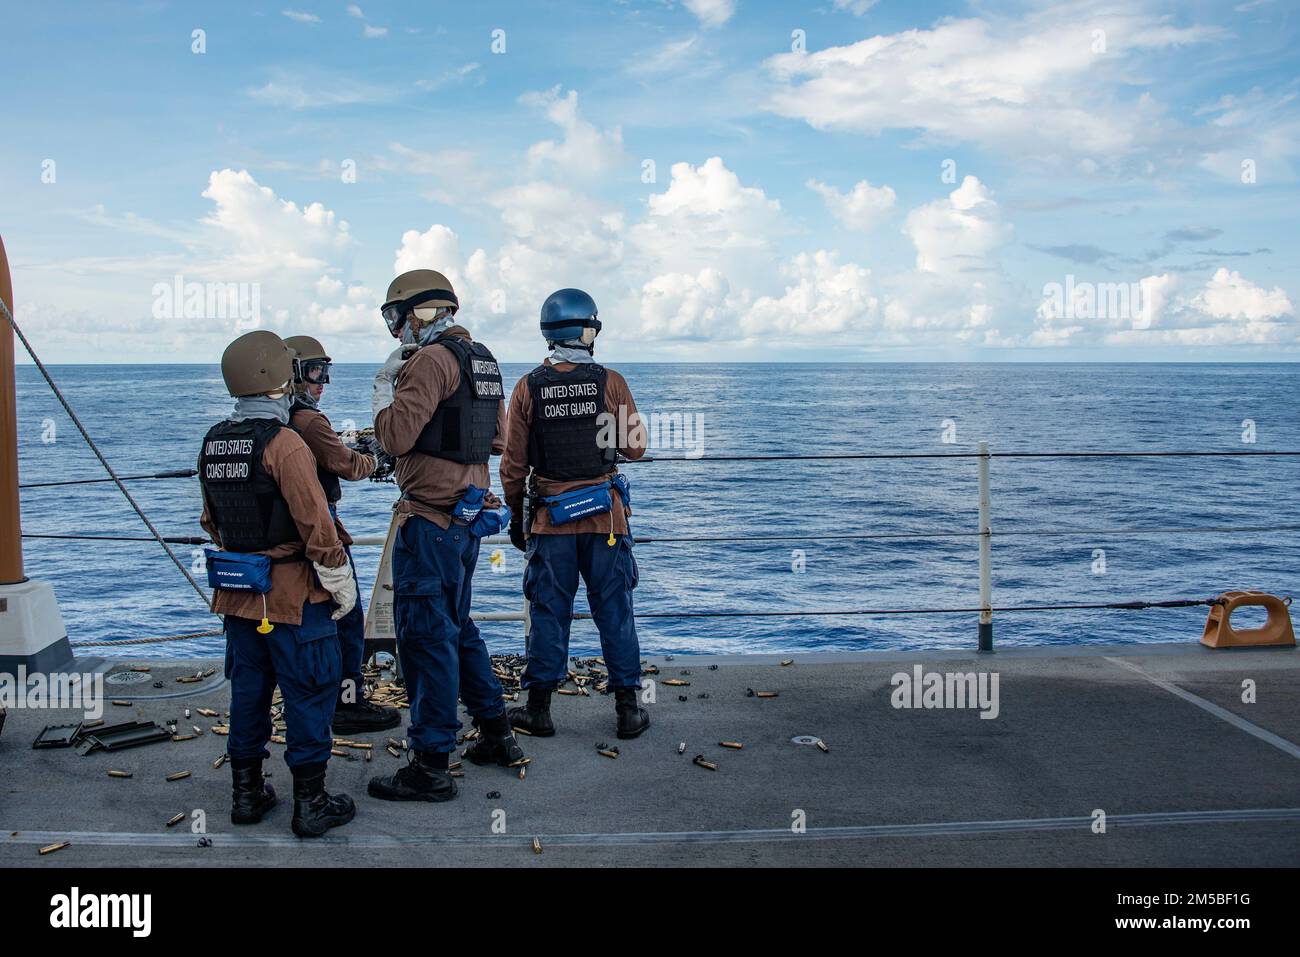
[199,425,346,626]
[374,326,507,529]
[289,405,376,546]
[500,360,646,536]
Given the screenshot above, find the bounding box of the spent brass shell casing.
[270,735,286,745]
[212,755,227,769]
[719,741,744,750]
[111,700,132,707]
[82,719,104,729]
[184,708,191,719]
[518,765,526,780]
[663,679,690,686]
[513,726,534,736]
[598,749,619,759]
[365,750,372,762]
[165,771,191,782]
[171,733,197,742]
[39,841,71,856]
[387,738,402,750]
[165,813,185,827]
[532,837,543,855]
[211,726,229,736]
[331,749,346,757]
[193,726,203,736]
[781,659,794,666]
[130,666,152,673]
[197,708,218,717]
[107,769,133,779]
[693,755,718,771]
[755,691,779,698]
[387,746,401,758]
[816,739,830,753]
[677,742,686,754]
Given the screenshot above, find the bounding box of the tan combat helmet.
[221,330,294,398]
[284,334,329,363]
[284,335,332,394]
[382,270,459,338]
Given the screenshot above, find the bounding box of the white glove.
[313,560,358,621]
[371,346,407,416]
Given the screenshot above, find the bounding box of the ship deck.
[2,643,1298,868]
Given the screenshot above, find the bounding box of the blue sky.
[1,0,1298,362]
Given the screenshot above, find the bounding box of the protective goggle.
[293,357,332,385]
[380,288,459,338]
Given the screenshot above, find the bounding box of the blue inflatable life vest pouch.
[611,472,631,510]
[452,485,488,523]
[205,549,273,594]
[542,483,612,526]
[470,503,513,538]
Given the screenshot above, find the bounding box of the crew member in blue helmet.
[284,335,400,735]
[366,269,526,803]
[199,330,358,838]
[500,289,650,739]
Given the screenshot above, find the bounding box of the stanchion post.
[0,234,74,675]
[978,440,993,652]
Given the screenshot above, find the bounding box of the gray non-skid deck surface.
[2,646,1298,867]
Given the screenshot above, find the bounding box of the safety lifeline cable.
[630,450,1300,463]
[19,468,197,489]
[66,596,1235,647]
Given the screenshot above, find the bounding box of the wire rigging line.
[24,523,1300,547]
[632,450,1300,463]
[65,596,1228,648]
[20,468,197,489]
[598,598,1221,621]
[1,296,214,612]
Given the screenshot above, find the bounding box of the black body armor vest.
[410,336,504,465]
[288,398,342,504]
[198,419,302,552]
[526,362,617,481]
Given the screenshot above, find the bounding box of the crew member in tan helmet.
[198,330,357,838]
[284,335,399,735]
[365,270,526,804]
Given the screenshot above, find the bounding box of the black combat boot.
[464,713,528,767]
[614,687,650,739]
[290,762,356,838]
[367,750,457,802]
[332,693,402,734]
[507,686,556,737]
[230,758,277,825]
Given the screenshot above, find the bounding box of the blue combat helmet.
[540,288,602,345]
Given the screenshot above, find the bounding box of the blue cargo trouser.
[224,598,341,768]
[329,505,366,697]
[393,515,506,753]
[521,533,641,690]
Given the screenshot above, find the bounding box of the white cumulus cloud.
[807,178,896,230]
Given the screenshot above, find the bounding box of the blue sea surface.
[13,363,1300,658]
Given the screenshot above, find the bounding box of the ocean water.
[13,363,1300,658]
